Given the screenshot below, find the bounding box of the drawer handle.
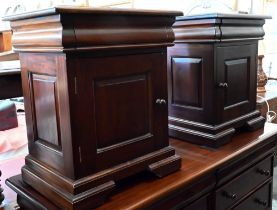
[222,191,237,200]
[255,198,267,207]
[156,99,167,105]
[257,169,270,176]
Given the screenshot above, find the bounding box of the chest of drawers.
[215,154,274,210]
[6,124,277,210]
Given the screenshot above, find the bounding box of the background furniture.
[0,60,21,100]
[0,52,18,62]
[0,31,11,52]
[5,123,277,210]
[0,101,18,131]
[4,7,183,209]
[167,13,268,148]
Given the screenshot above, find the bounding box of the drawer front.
[232,181,272,210]
[182,196,208,210]
[216,155,273,210]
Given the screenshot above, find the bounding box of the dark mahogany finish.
[167,13,270,147]
[6,123,277,210]
[4,6,183,210]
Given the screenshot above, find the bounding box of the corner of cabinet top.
[173,12,270,43]
[2,6,183,53]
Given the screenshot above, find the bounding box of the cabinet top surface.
[97,123,277,209]
[176,12,271,21]
[2,6,183,21]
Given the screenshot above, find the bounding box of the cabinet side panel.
[31,74,60,148]
[20,53,74,177]
[171,57,202,108]
[168,44,215,124]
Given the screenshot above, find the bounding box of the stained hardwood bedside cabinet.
[3,6,183,210]
[167,13,270,148]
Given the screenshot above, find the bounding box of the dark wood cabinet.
[6,124,277,210]
[4,6,183,210]
[168,13,269,147]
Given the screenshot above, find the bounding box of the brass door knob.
[156,99,167,105]
[218,83,228,88]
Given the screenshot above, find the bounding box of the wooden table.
[5,123,277,210]
[0,60,21,100]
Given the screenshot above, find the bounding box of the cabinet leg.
[245,116,266,131]
[148,155,181,178]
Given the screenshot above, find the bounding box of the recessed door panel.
[167,44,214,124]
[225,58,249,108]
[94,74,150,150]
[216,43,257,121]
[171,57,202,108]
[30,73,61,149]
[20,53,72,177]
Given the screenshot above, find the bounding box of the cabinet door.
[70,52,168,176]
[216,43,257,121]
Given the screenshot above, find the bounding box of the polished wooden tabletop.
[3,123,277,210]
[97,123,277,210]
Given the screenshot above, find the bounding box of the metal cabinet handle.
[223,191,237,200]
[255,198,267,206]
[156,99,167,105]
[218,83,228,88]
[257,168,270,176]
